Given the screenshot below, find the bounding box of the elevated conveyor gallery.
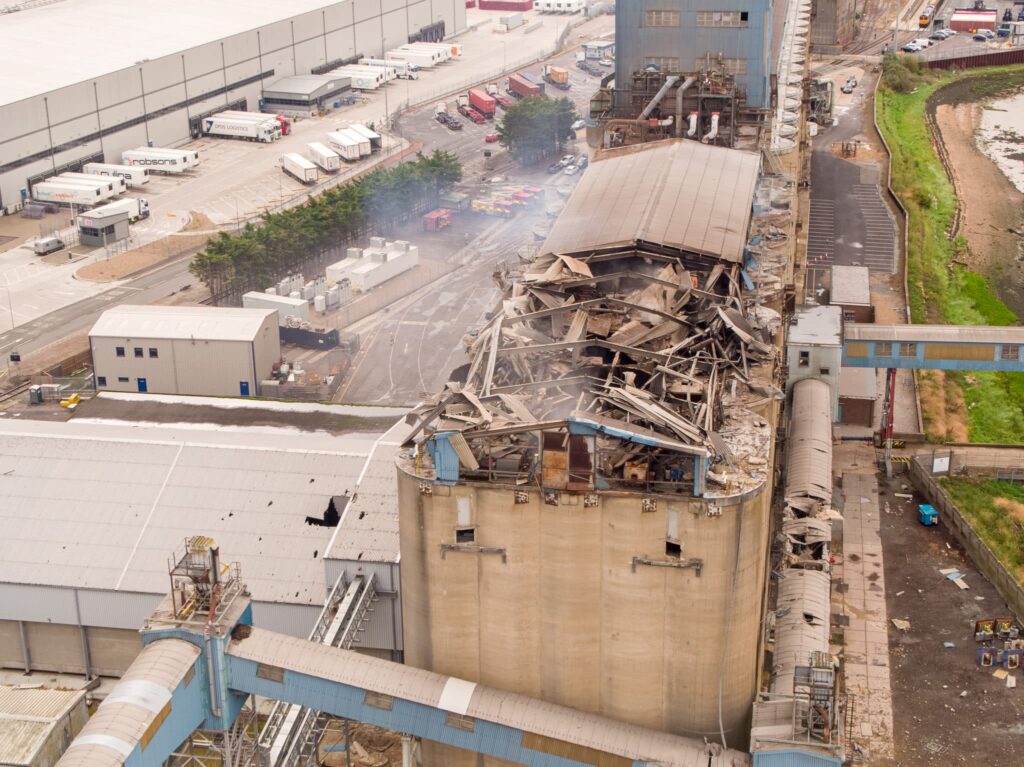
[58,539,750,767]
[843,324,1024,371]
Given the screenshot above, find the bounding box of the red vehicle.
[468,88,497,118]
[485,133,499,143]
[507,73,543,99]
[458,103,486,124]
[494,94,512,110]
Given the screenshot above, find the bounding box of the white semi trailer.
[280,153,319,184]
[202,114,278,142]
[83,163,150,187]
[306,142,341,172]
[31,181,109,206]
[337,128,370,158]
[384,48,442,68]
[325,131,362,162]
[59,172,127,195]
[346,123,382,152]
[121,148,198,173]
[88,197,151,222]
[358,58,419,79]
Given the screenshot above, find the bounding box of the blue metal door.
[239,381,250,396]
[137,378,147,393]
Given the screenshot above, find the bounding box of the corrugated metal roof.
[89,305,276,343]
[829,265,871,306]
[540,140,760,263]
[263,74,351,97]
[838,366,876,400]
[228,629,750,766]
[771,568,832,695]
[845,323,1024,344]
[0,416,400,605]
[789,305,842,346]
[784,379,833,511]
[0,686,86,765]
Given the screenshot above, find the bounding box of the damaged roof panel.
[784,379,833,511]
[540,140,761,263]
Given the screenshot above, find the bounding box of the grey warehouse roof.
[263,74,352,99]
[540,140,760,263]
[0,686,86,766]
[830,265,871,306]
[0,409,403,605]
[89,305,276,343]
[845,323,1024,344]
[0,0,354,107]
[789,305,842,346]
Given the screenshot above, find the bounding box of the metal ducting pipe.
[702,112,720,144]
[640,75,679,119]
[686,112,699,137]
[674,77,696,137]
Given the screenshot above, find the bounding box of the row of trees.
[497,96,578,164]
[190,150,461,301]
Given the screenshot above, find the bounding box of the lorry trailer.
[339,64,397,82]
[58,172,127,195]
[45,176,119,202]
[467,88,496,118]
[216,110,290,135]
[328,68,384,90]
[346,123,382,152]
[306,142,342,172]
[325,131,363,162]
[31,181,109,207]
[280,153,319,184]
[121,148,198,173]
[83,162,150,187]
[398,43,451,63]
[337,128,371,157]
[542,65,571,90]
[88,197,151,223]
[386,47,443,66]
[358,58,419,79]
[203,114,279,142]
[403,41,461,58]
[507,73,543,98]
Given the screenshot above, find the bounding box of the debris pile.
[403,247,779,494]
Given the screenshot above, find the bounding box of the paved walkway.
[835,451,895,763]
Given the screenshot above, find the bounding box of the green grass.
[939,477,1024,584]
[876,59,1024,443]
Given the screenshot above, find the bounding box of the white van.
[33,236,65,255]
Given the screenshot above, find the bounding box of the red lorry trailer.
[468,88,497,118]
[507,73,543,98]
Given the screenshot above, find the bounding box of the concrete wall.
[811,0,856,48]
[786,343,842,419]
[0,620,143,677]
[835,302,874,323]
[838,396,873,427]
[615,0,772,108]
[398,471,772,765]
[0,0,466,209]
[90,315,279,396]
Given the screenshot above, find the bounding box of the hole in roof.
[305,495,349,528]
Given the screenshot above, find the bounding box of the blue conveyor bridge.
[57,538,749,767]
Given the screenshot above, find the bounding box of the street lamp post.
[2,282,15,332]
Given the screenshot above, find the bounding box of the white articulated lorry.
[202,114,278,142]
[121,148,198,173]
[58,172,127,195]
[89,197,151,223]
[83,163,150,187]
[280,153,319,184]
[326,131,362,162]
[358,58,419,79]
[384,48,442,68]
[31,181,108,206]
[306,142,341,172]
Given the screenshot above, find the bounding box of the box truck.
[203,114,279,142]
[346,123,382,152]
[468,88,497,118]
[58,172,127,195]
[307,142,341,172]
[326,131,363,162]
[358,58,419,79]
[83,162,150,187]
[122,148,197,173]
[280,153,319,184]
[31,181,107,207]
[338,128,371,157]
[89,197,151,223]
[216,110,290,135]
[507,73,544,98]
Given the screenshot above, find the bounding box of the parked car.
[845,75,858,88]
[547,162,562,174]
[598,58,613,67]
[560,154,575,166]
[913,38,933,47]
[841,82,855,94]
[577,156,589,169]
[484,132,499,143]
[563,164,578,176]
[571,119,585,131]
[974,29,995,41]
[901,41,924,52]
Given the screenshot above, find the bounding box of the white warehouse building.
[89,305,281,397]
[0,0,465,210]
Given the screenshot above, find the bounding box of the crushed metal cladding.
[402,244,783,493]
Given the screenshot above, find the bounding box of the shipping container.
[83,163,150,187]
[280,153,319,184]
[346,123,382,152]
[306,142,342,172]
[468,88,497,117]
[507,73,543,98]
[479,0,534,11]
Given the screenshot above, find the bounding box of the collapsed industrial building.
[394,139,792,764]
